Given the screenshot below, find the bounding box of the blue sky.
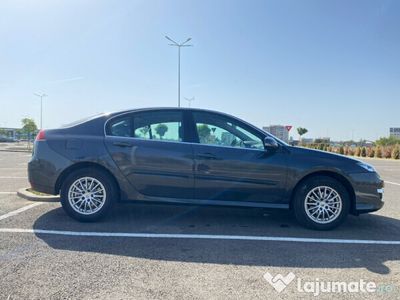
[0,0,399,141]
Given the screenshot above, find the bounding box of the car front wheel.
[60,168,116,222]
[293,176,350,230]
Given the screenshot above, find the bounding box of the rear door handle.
[196,153,218,160]
[113,141,133,147]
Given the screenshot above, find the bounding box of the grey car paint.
[28,107,384,214]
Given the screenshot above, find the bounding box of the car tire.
[293,176,350,230]
[60,168,117,222]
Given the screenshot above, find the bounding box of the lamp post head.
[34,93,47,98]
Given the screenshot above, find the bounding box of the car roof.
[107,107,230,118]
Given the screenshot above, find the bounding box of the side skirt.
[119,196,289,209]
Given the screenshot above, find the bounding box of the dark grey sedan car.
[28,108,384,230]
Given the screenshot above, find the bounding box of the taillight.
[35,130,46,141]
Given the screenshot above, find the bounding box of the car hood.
[286,146,365,173]
[289,146,353,159]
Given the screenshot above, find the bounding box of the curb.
[358,156,400,162]
[17,188,59,202]
[0,149,32,153]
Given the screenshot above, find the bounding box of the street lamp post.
[165,36,193,107]
[34,93,47,129]
[184,96,195,108]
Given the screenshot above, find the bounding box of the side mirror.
[264,137,279,151]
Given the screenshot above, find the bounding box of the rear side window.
[133,111,183,142]
[107,117,132,137]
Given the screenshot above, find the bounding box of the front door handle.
[113,141,133,147]
[196,153,218,160]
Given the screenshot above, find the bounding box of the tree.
[297,127,308,142]
[376,136,400,146]
[0,128,7,136]
[139,126,150,138]
[154,123,168,139]
[21,118,38,136]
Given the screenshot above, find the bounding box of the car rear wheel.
[293,176,350,230]
[60,168,116,221]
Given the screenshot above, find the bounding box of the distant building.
[390,127,400,139]
[301,138,314,144]
[0,127,19,139]
[314,137,331,144]
[263,125,289,142]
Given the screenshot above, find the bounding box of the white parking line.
[0,192,17,194]
[0,228,400,245]
[0,176,27,179]
[0,202,43,221]
[386,181,400,186]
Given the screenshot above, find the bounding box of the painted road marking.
[0,176,27,179]
[0,228,400,245]
[0,192,17,194]
[0,202,43,221]
[386,181,400,186]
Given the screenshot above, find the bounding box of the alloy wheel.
[304,186,342,224]
[68,177,107,215]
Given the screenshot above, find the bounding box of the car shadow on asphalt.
[33,203,400,275]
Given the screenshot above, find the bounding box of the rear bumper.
[28,141,70,195]
[348,172,384,214]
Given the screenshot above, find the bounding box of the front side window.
[133,111,183,142]
[193,112,264,150]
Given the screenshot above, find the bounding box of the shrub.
[344,147,349,155]
[327,146,333,152]
[339,146,344,155]
[383,146,393,159]
[361,147,367,157]
[375,146,382,158]
[392,145,400,159]
[348,148,354,156]
[367,147,375,158]
[355,147,361,157]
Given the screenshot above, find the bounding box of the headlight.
[357,162,376,172]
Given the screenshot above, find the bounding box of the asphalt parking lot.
[0,151,399,299]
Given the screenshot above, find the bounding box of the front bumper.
[348,172,384,214]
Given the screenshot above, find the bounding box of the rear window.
[108,117,132,137]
